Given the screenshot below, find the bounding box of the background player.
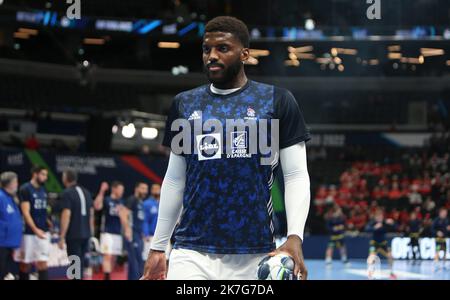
[142,184,171,261]
[366,209,396,279]
[142,16,311,280]
[431,208,449,270]
[17,166,50,280]
[58,169,94,280]
[406,211,422,263]
[325,206,349,266]
[120,182,148,280]
[94,181,125,280]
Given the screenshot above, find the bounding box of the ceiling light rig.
[285,45,314,67]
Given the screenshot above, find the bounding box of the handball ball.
[256,253,298,280]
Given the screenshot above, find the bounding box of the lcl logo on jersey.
[196,133,222,161]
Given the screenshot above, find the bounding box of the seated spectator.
[408,184,423,206]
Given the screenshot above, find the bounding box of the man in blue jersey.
[58,169,94,280]
[142,184,171,261]
[94,181,125,280]
[325,206,349,266]
[0,172,22,280]
[142,16,311,280]
[16,166,50,280]
[406,211,422,262]
[432,208,449,267]
[121,182,148,280]
[366,209,397,279]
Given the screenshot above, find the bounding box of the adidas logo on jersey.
[188,111,201,120]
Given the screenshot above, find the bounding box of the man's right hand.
[35,228,47,239]
[124,227,132,242]
[140,250,167,280]
[100,182,109,193]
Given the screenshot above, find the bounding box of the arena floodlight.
[305,19,315,31]
[158,42,180,49]
[122,123,136,139]
[142,127,158,140]
[112,125,118,134]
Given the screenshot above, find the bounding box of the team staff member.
[58,169,94,280]
[0,172,22,280]
[17,166,50,280]
[94,181,125,280]
[120,182,148,280]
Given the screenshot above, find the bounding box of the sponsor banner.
[308,133,431,147]
[0,149,166,193]
[391,237,450,260]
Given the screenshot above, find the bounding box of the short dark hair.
[111,181,124,188]
[204,16,250,48]
[63,169,78,183]
[135,181,148,189]
[31,165,47,175]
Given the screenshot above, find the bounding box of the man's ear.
[241,48,250,63]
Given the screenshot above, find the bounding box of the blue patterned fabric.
[163,80,310,254]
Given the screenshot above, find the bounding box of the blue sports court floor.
[305,259,450,280]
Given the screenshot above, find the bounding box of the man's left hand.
[268,235,307,280]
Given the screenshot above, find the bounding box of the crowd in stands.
[312,130,450,237]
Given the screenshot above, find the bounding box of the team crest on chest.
[244,107,257,120]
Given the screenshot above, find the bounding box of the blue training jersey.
[143,197,159,237]
[162,80,310,254]
[126,196,145,236]
[18,182,48,234]
[432,217,449,237]
[327,216,345,236]
[102,196,124,235]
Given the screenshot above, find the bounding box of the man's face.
[151,184,161,200]
[8,178,18,194]
[62,173,67,186]
[202,31,248,85]
[136,183,148,199]
[375,213,383,223]
[35,170,48,185]
[112,185,124,199]
[439,209,448,219]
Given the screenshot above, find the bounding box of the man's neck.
[66,182,77,188]
[30,179,40,188]
[212,73,247,90]
[210,84,241,95]
[3,188,15,196]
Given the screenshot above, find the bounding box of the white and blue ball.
[256,253,297,280]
